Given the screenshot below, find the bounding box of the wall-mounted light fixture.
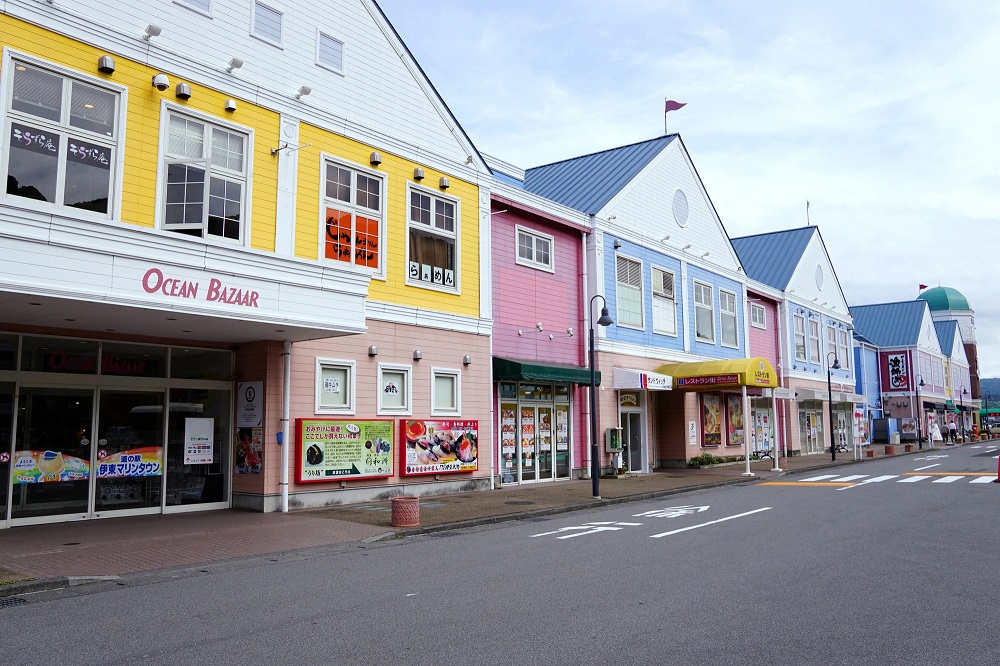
[224,99,237,112]
[661,235,671,242]
[413,350,422,361]
[701,251,710,258]
[613,239,622,249]
[152,73,170,91]
[295,86,311,99]
[682,244,691,250]
[463,355,472,366]
[370,152,382,166]
[143,24,162,41]
[97,55,116,74]
[174,82,192,100]
[368,345,378,357]
[439,177,450,189]
[226,57,244,73]
[413,168,424,180]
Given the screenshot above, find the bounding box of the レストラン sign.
[141,267,260,308]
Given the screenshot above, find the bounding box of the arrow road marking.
[530,521,643,539]
[633,505,710,518]
[650,508,771,538]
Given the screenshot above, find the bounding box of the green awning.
[493,357,600,386]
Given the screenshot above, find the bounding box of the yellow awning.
[652,357,778,390]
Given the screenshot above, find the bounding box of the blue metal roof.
[492,170,524,189]
[934,320,958,354]
[849,301,928,347]
[522,136,676,214]
[730,227,815,290]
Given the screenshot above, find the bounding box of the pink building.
[746,288,786,455]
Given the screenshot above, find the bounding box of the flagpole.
[664,98,668,134]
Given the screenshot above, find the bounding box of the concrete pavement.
[0,441,986,596]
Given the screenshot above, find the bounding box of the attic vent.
[672,189,689,227]
[815,265,824,290]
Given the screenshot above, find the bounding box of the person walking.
[948,420,957,443]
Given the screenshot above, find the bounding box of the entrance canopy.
[493,357,599,386]
[652,357,778,390]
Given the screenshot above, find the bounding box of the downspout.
[580,224,592,479]
[776,299,788,457]
[280,340,291,513]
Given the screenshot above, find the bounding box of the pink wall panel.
[747,297,779,368]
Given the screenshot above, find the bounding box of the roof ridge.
[731,225,815,242]
[525,134,676,172]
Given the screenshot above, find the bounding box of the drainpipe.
[580,224,592,479]
[280,340,291,513]
[776,299,788,457]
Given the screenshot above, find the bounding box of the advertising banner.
[184,418,215,464]
[702,395,722,447]
[726,394,745,447]
[12,450,90,483]
[97,447,163,478]
[235,428,263,474]
[297,419,394,482]
[400,419,479,476]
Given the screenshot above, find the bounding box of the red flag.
[918,284,928,290]
[665,100,686,113]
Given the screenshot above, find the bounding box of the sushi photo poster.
[296,419,394,483]
[400,420,479,476]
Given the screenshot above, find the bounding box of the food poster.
[298,419,394,482]
[520,408,535,468]
[184,417,215,465]
[702,394,722,447]
[854,407,869,445]
[12,450,90,483]
[500,406,517,469]
[538,408,552,452]
[555,406,569,451]
[401,420,478,476]
[235,427,263,474]
[726,394,745,448]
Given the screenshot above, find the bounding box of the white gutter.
[280,339,291,513]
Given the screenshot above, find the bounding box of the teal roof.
[934,320,959,354]
[918,286,970,311]
[730,227,815,290]
[522,136,676,214]
[849,301,929,347]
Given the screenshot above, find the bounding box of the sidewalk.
[0,442,982,595]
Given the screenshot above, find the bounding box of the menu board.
[400,419,478,476]
[555,406,569,452]
[296,418,394,482]
[500,406,517,469]
[521,408,535,467]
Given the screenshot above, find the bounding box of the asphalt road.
[4,445,998,665]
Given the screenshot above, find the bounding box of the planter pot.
[390,496,420,528]
[904,445,913,452]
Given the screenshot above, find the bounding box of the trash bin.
[889,432,901,445]
[391,496,420,528]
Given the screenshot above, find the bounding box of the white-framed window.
[694,281,715,342]
[750,303,766,329]
[174,0,212,16]
[377,363,411,415]
[838,329,851,370]
[317,31,345,74]
[651,266,676,335]
[827,324,837,363]
[406,184,459,291]
[252,1,283,46]
[322,156,384,275]
[160,108,250,243]
[615,255,643,329]
[516,226,554,271]
[720,289,738,347]
[809,319,821,364]
[315,358,355,414]
[3,55,123,217]
[793,314,806,361]
[431,367,461,416]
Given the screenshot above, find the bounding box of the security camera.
[152,73,170,91]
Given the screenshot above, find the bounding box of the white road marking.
[836,475,898,491]
[800,475,840,482]
[970,446,983,449]
[915,455,949,461]
[914,464,940,471]
[832,475,869,482]
[971,477,997,484]
[530,521,643,539]
[633,505,710,518]
[650,508,772,538]
[932,476,964,483]
[898,476,931,483]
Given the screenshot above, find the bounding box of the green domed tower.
[918,286,979,398]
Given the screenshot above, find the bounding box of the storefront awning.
[652,357,778,390]
[493,357,599,386]
[613,367,672,390]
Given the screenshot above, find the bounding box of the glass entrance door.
[519,406,536,482]
[11,387,93,520]
[536,406,554,481]
[622,412,642,472]
[1,382,13,523]
[94,390,165,515]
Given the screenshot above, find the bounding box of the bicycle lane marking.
[650,507,772,538]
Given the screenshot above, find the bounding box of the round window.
[815,265,824,290]
[672,189,689,227]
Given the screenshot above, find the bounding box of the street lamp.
[987,392,992,439]
[827,351,840,461]
[959,385,968,441]
[915,374,925,450]
[589,294,614,499]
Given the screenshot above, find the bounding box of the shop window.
[316,358,355,413]
[720,289,738,348]
[0,333,17,371]
[694,281,714,343]
[516,226,553,271]
[809,319,821,364]
[651,266,676,335]
[176,0,211,14]
[407,186,458,291]
[101,342,167,378]
[377,363,411,415]
[170,347,233,380]
[252,1,283,46]
[161,110,250,244]
[431,368,460,415]
[19,336,98,374]
[3,58,122,216]
[615,255,643,329]
[322,159,384,274]
[827,324,837,363]
[751,303,766,329]
[838,329,851,369]
[793,314,806,361]
[317,32,345,73]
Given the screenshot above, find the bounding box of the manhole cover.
[504,501,536,506]
[0,598,28,609]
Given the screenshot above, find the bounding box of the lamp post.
[915,375,925,450]
[959,385,968,441]
[986,392,992,439]
[589,294,614,499]
[827,351,840,461]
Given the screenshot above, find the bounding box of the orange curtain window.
[355,215,379,268]
[325,208,352,262]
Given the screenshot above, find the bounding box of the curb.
[0,575,120,599]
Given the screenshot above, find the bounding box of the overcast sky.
[377,0,1000,378]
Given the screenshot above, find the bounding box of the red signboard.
[400,420,478,476]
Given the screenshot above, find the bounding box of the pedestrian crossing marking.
[800,475,840,482]
[901,472,996,476]
[762,471,997,488]
[834,475,869,482]
[760,481,855,487]
[898,476,930,483]
[971,477,997,484]
[932,476,964,483]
